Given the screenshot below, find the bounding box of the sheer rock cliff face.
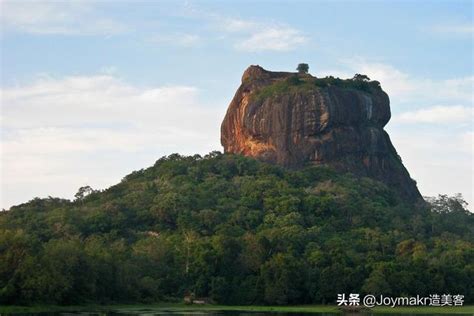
[221,65,422,202]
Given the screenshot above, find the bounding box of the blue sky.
[1,0,473,209]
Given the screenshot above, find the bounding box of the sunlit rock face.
[221,65,422,202]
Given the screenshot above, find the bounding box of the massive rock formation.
[221,65,422,202]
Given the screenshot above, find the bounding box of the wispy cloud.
[429,23,474,35]
[394,105,473,124]
[221,17,307,52]
[339,59,473,105]
[179,3,308,52]
[222,18,258,32]
[391,129,473,205]
[1,73,224,209]
[1,1,128,36]
[235,25,307,52]
[148,33,201,47]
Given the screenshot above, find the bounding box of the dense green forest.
[1,152,472,305]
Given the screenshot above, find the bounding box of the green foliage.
[0,153,472,305]
[296,63,309,74]
[74,186,96,202]
[353,73,370,81]
[251,74,382,103]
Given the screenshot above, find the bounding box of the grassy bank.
[1,303,473,314]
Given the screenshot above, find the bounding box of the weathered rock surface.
[221,65,422,202]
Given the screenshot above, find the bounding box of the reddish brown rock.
[221,65,422,202]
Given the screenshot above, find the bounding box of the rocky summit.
[221,65,422,202]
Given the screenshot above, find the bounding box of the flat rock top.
[221,65,422,202]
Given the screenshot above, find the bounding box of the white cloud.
[389,129,473,208]
[430,23,474,35]
[344,61,414,98]
[174,4,308,52]
[1,0,128,35]
[340,59,474,105]
[210,14,308,52]
[222,18,258,32]
[236,26,307,52]
[2,75,202,129]
[217,17,307,52]
[394,105,473,124]
[1,74,225,209]
[461,131,474,154]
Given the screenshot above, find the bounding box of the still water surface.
[1,310,466,316]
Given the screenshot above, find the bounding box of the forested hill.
[1,152,473,305]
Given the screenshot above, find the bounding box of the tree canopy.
[297,63,309,74]
[353,73,370,81]
[0,153,472,305]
